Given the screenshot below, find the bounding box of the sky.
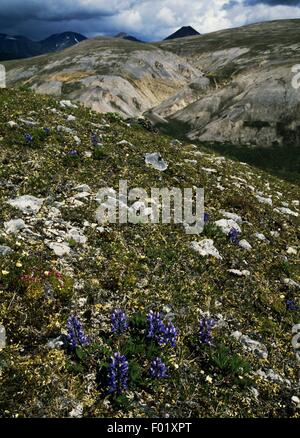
[0,0,300,41]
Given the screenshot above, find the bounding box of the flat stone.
[228,269,250,277]
[287,247,297,255]
[0,245,13,256]
[254,232,267,241]
[7,195,44,215]
[232,331,268,359]
[255,195,273,206]
[191,239,222,260]
[214,219,241,235]
[66,228,87,245]
[74,184,91,193]
[220,211,243,223]
[4,219,26,234]
[145,153,168,171]
[275,207,299,217]
[283,278,300,289]
[47,241,71,257]
[238,239,252,250]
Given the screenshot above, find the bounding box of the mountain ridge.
[0,31,87,61]
[164,26,201,40]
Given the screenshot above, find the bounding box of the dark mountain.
[164,26,200,40]
[0,34,41,61]
[0,31,87,61]
[40,32,87,53]
[115,32,143,43]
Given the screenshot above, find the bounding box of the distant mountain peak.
[0,31,87,61]
[164,26,200,41]
[114,32,143,43]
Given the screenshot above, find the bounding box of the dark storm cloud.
[239,0,300,6]
[0,0,140,39]
[1,0,300,42]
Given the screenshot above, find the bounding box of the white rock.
[69,404,83,418]
[232,331,268,359]
[7,120,18,128]
[292,200,299,207]
[47,337,64,349]
[283,278,300,289]
[0,325,6,350]
[66,228,87,245]
[239,239,252,250]
[254,232,267,241]
[287,247,297,255]
[214,219,241,235]
[57,125,74,134]
[255,369,289,385]
[220,211,243,223]
[75,184,91,193]
[73,192,91,200]
[202,167,217,174]
[145,153,168,171]
[291,396,300,406]
[228,269,250,277]
[117,140,133,147]
[255,195,272,206]
[191,239,222,260]
[60,100,77,109]
[275,207,299,217]
[74,135,81,145]
[47,242,71,257]
[7,195,44,215]
[0,245,13,256]
[4,219,26,234]
[270,230,280,238]
[67,115,76,121]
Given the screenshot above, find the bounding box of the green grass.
[0,87,299,418]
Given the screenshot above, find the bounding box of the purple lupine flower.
[108,352,129,394]
[66,315,89,350]
[91,133,98,146]
[286,300,299,311]
[111,309,128,334]
[147,310,166,345]
[163,321,177,347]
[24,133,33,143]
[204,213,210,223]
[199,317,215,345]
[44,127,50,135]
[68,149,79,156]
[228,227,240,244]
[150,357,168,379]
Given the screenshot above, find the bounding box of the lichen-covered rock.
[7,195,44,215]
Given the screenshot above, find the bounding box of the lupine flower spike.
[111,309,128,334]
[199,317,215,345]
[150,357,168,379]
[66,315,89,350]
[108,352,129,394]
[229,227,240,244]
[24,133,33,143]
[147,311,166,345]
[163,321,177,347]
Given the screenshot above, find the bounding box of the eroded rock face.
[6,38,201,119]
[6,20,300,147]
[153,19,300,147]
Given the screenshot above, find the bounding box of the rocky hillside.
[153,19,300,149]
[0,88,299,418]
[4,19,300,154]
[4,37,201,118]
